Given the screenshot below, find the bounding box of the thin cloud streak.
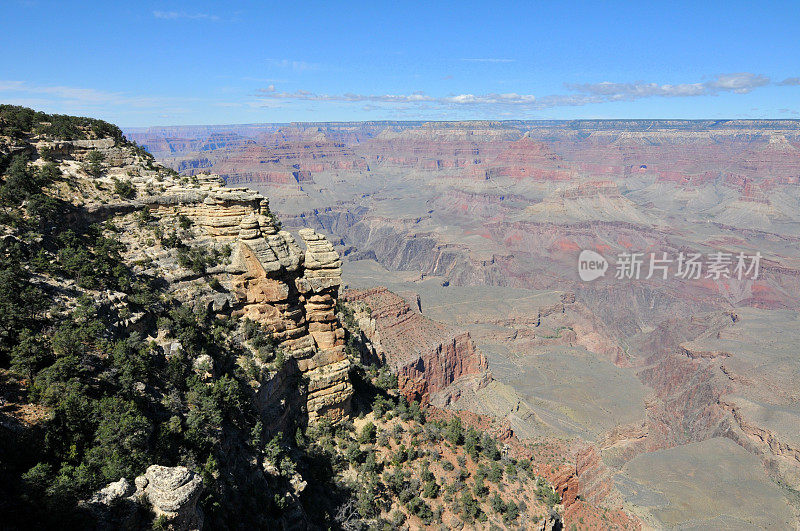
[256,87,537,106]
[256,72,800,112]
[267,59,322,73]
[0,80,202,111]
[256,73,787,112]
[1,72,794,124]
[567,73,770,100]
[153,11,220,21]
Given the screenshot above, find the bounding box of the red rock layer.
[396,332,489,405]
[344,287,490,404]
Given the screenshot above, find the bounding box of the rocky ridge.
[72,157,352,428]
[72,150,355,426]
[344,287,491,406]
[0,107,363,529]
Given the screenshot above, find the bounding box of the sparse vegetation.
[0,104,126,141]
[112,177,135,198]
[176,243,230,275]
[177,213,193,229]
[85,149,104,177]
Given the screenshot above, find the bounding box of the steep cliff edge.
[343,287,491,406]
[0,106,355,528]
[67,142,354,428]
[136,178,354,425]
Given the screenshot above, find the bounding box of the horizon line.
[121,117,800,130]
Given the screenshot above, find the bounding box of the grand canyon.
[123,120,800,528]
[3,3,800,529]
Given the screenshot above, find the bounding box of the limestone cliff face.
[96,165,353,426]
[165,182,353,424]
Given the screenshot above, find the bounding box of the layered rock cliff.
[343,287,490,406]
[119,172,354,426]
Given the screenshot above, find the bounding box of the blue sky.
[1,1,798,126]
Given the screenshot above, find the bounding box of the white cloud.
[153,11,220,21]
[256,72,786,114]
[0,81,25,91]
[267,59,321,73]
[567,73,770,100]
[1,80,123,104]
[778,77,800,86]
[707,73,770,93]
[256,88,537,106]
[0,80,198,113]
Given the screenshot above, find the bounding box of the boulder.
[86,477,135,506]
[82,466,203,529]
[136,465,203,530]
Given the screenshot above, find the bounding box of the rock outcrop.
[137,466,203,529]
[82,465,203,531]
[344,287,490,406]
[397,332,488,406]
[44,133,355,431]
[116,172,353,427]
[295,228,351,422]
